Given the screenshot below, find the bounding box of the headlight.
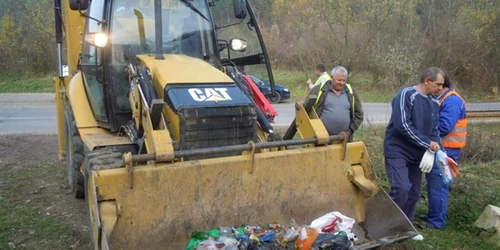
[229,38,247,52]
[266,87,271,92]
[283,88,289,92]
[85,33,107,48]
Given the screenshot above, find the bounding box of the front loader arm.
[124,53,175,162]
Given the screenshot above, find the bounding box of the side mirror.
[233,0,247,19]
[69,0,89,11]
[229,38,247,52]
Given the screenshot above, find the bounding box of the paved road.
[1,93,500,134]
[273,101,500,126]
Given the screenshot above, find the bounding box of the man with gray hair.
[384,67,444,222]
[310,66,364,141]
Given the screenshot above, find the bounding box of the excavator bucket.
[86,140,418,250]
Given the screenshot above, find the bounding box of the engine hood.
[136,54,233,98]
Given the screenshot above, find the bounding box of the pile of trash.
[185,211,358,250]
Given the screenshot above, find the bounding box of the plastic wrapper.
[196,238,217,250]
[436,150,459,185]
[295,227,320,250]
[310,212,355,233]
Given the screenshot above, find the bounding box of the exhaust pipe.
[154,0,164,60]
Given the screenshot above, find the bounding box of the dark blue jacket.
[384,87,441,163]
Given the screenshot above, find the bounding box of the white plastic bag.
[310,211,355,233]
[436,150,455,185]
[419,149,435,173]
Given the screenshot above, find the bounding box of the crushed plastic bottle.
[267,222,282,231]
[219,227,233,237]
[279,227,299,244]
[259,231,276,242]
[244,225,263,235]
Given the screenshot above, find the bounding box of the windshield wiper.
[179,0,209,22]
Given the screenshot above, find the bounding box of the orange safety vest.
[439,90,467,148]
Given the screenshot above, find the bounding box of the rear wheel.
[269,92,281,104]
[65,104,85,199]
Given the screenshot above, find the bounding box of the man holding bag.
[384,67,444,221]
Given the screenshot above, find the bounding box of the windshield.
[211,1,262,61]
[210,1,272,83]
[249,75,264,86]
[110,0,216,64]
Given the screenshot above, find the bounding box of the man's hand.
[306,79,313,85]
[429,141,440,152]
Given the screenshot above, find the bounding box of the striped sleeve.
[391,88,431,149]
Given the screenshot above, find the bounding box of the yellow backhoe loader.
[53,0,419,249]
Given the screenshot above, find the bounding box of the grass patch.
[462,122,500,163]
[0,75,53,93]
[349,74,394,103]
[270,70,395,102]
[355,122,500,249]
[0,197,75,249]
[0,166,80,249]
[269,69,500,103]
[410,160,500,250]
[460,89,500,103]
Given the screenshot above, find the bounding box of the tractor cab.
[73,0,276,133]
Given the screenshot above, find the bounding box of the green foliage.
[1,0,499,96]
[0,0,56,75]
[370,39,422,90]
[267,0,500,91]
[0,75,53,93]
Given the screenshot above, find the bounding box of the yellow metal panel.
[54,77,66,160]
[100,201,119,239]
[295,101,329,144]
[80,128,133,151]
[163,105,180,141]
[87,168,100,250]
[89,142,388,249]
[140,105,175,159]
[67,72,99,128]
[137,55,233,93]
[63,2,86,76]
[150,130,174,154]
